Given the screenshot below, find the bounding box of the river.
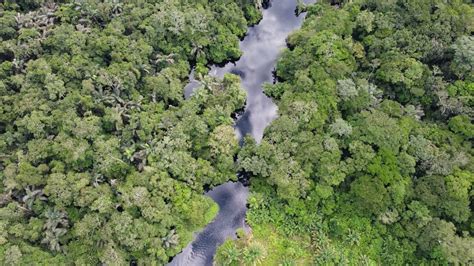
[170,1,314,265]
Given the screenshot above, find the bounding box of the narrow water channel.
[170,1,314,265]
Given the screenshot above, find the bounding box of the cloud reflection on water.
[171,1,314,265]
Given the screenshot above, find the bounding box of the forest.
[217,0,474,264]
[0,0,473,265]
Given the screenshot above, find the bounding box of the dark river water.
[170,1,314,265]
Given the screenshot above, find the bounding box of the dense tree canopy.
[1,0,473,265]
[0,0,259,264]
[217,0,474,265]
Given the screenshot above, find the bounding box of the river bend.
[170,1,314,265]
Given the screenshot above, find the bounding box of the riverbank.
[169,1,316,265]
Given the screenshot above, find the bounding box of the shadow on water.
[170,1,315,265]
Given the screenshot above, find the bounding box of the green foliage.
[449,114,474,138]
[451,36,474,80]
[418,218,474,264]
[215,230,272,266]
[415,171,473,223]
[376,53,428,101]
[231,1,474,265]
[1,0,473,264]
[0,0,254,264]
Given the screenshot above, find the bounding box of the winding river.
[170,1,314,265]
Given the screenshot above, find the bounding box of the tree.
[329,118,352,137]
[41,209,69,252]
[215,240,241,266]
[376,53,427,101]
[356,10,375,33]
[3,245,22,265]
[415,171,473,223]
[243,242,267,266]
[449,115,474,138]
[451,36,474,80]
[351,175,390,216]
[418,219,474,264]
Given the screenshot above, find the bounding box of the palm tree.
[254,0,264,10]
[242,242,266,266]
[0,190,12,207]
[280,258,296,266]
[359,254,371,266]
[44,209,69,230]
[191,41,205,59]
[93,173,105,187]
[22,186,47,210]
[216,242,241,266]
[15,2,58,38]
[12,58,26,74]
[162,229,179,249]
[153,53,177,65]
[42,227,66,252]
[199,75,224,94]
[315,246,335,265]
[42,209,69,252]
[345,229,360,246]
[111,0,123,17]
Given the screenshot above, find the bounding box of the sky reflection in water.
[171,1,314,265]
